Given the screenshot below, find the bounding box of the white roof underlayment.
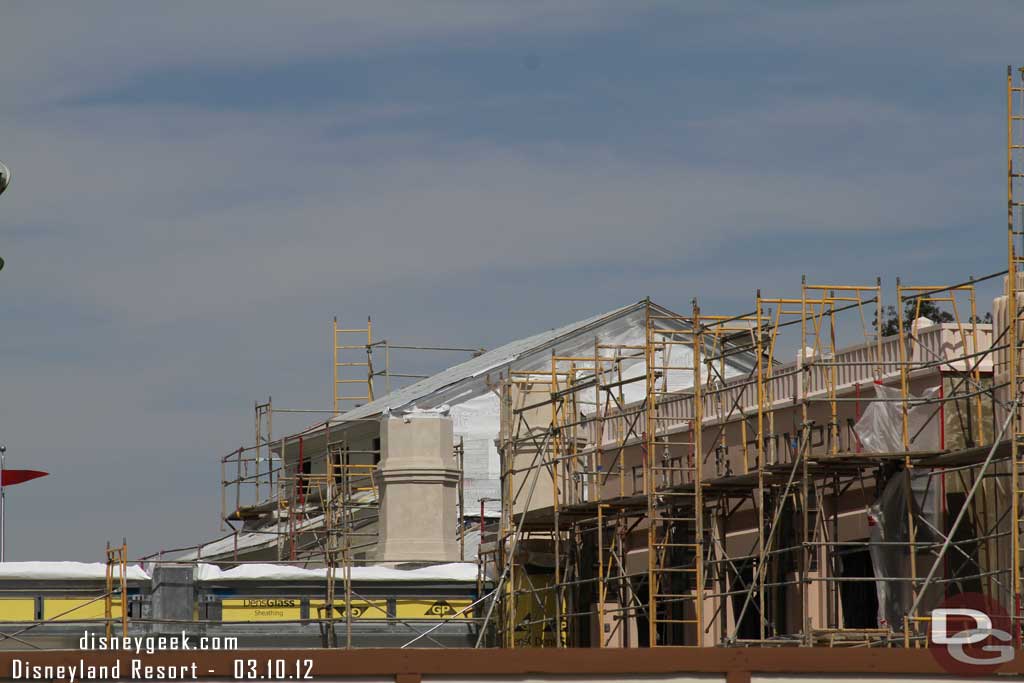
[332,301,652,424]
[0,562,150,581]
[331,300,753,424]
[195,562,477,583]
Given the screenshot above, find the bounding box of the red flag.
[1,470,48,486]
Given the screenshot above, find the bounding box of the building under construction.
[6,70,1024,659]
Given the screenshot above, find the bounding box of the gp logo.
[930,592,1013,674]
[427,600,455,617]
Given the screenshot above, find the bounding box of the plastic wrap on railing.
[854,384,940,453]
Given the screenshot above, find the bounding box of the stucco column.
[376,414,461,563]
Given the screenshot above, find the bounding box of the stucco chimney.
[375,414,460,564]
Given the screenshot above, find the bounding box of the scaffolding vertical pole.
[344,441,353,650]
[692,298,705,647]
[333,317,339,414]
[967,280,983,443]
[550,351,563,648]
[897,279,910,450]
[120,540,128,637]
[828,290,839,456]
[593,340,601,502]
[875,276,884,382]
[268,398,273,493]
[366,317,375,403]
[324,432,338,648]
[1008,64,1023,642]
[235,447,241,518]
[458,437,465,562]
[895,279,920,642]
[277,436,285,561]
[645,299,657,646]
[597,503,606,648]
[255,400,260,504]
[503,378,515,648]
[220,457,226,532]
[800,277,811,644]
[104,541,112,640]
[755,291,766,641]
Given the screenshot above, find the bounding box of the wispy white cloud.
[3,93,993,327]
[0,1,661,110]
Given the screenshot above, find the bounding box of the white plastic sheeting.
[451,392,502,514]
[195,562,477,583]
[854,384,941,453]
[389,405,451,418]
[855,383,943,629]
[0,561,150,581]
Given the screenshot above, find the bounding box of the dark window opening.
[945,492,982,597]
[730,560,760,640]
[839,545,878,629]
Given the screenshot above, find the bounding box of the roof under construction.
[331,300,654,424]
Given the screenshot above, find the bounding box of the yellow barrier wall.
[0,599,34,621]
[44,598,122,621]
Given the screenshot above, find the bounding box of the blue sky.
[0,1,1018,559]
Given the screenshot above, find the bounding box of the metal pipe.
[898,269,1007,301]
